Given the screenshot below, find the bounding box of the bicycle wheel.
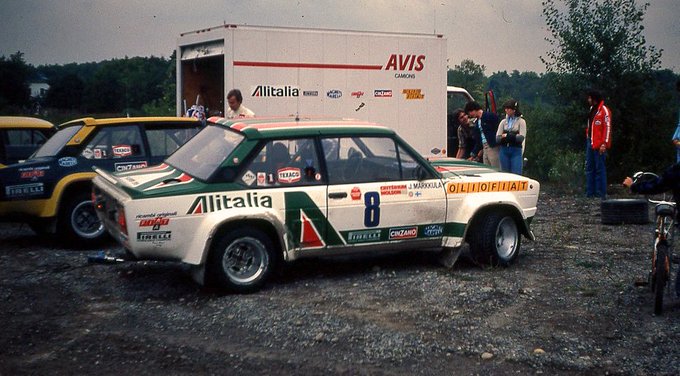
[654,242,669,315]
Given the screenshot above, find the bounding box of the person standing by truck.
[465,101,500,168]
[226,89,255,119]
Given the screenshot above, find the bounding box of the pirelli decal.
[446,180,528,194]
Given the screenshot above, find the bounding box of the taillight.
[117,206,127,235]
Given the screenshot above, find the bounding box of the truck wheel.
[207,228,276,293]
[57,191,106,246]
[469,212,520,266]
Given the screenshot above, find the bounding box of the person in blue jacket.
[465,101,501,168]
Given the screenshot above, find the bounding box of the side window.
[238,138,323,188]
[322,136,402,184]
[6,129,49,146]
[146,127,200,157]
[397,143,431,180]
[81,125,145,159]
[4,130,49,161]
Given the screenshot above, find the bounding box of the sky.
[1,0,679,74]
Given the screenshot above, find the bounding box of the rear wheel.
[654,243,669,315]
[57,191,106,246]
[207,228,277,293]
[469,212,521,266]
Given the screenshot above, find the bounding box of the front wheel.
[654,243,669,315]
[57,191,106,246]
[207,228,277,293]
[469,212,521,266]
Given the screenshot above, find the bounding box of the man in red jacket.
[585,89,612,199]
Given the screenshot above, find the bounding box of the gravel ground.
[1,186,680,375]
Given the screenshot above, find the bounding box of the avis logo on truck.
[384,54,425,79]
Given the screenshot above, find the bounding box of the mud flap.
[438,243,467,269]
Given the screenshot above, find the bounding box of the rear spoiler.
[93,166,118,185]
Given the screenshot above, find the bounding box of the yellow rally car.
[92,116,540,292]
[0,116,55,168]
[0,117,203,245]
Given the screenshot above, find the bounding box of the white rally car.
[92,117,540,292]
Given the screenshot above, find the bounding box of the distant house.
[29,74,49,99]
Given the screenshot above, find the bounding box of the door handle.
[328,192,348,199]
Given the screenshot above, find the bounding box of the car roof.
[58,117,203,147]
[0,116,55,129]
[59,116,201,128]
[207,116,395,139]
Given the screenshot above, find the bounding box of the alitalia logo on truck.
[187,192,273,214]
[252,85,299,97]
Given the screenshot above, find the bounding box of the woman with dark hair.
[496,99,526,174]
[453,109,482,161]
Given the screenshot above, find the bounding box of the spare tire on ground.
[601,199,649,224]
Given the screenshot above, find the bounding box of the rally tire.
[469,212,521,267]
[207,228,276,293]
[654,243,669,315]
[601,199,648,225]
[57,191,106,246]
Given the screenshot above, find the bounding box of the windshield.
[31,125,83,158]
[166,125,244,181]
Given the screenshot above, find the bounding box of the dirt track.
[1,187,679,375]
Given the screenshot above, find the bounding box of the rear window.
[166,125,244,181]
[32,125,83,158]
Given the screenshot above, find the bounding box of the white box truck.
[176,24,473,157]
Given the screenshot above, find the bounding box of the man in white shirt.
[226,89,255,119]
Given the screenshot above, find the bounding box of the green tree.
[541,0,661,87]
[0,52,32,112]
[45,73,85,110]
[447,59,487,100]
[539,0,671,182]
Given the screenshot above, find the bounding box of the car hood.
[428,158,498,178]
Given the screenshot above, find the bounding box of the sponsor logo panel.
[241,170,256,186]
[252,85,300,97]
[402,89,424,100]
[388,226,418,240]
[347,229,382,244]
[137,231,172,242]
[350,187,362,200]
[135,211,177,219]
[58,157,78,167]
[380,184,407,196]
[277,167,301,184]
[112,145,133,157]
[5,183,44,197]
[351,91,364,98]
[115,161,148,172]
[187,192,273,215]
[326,90,342,99]
[446,180,529,194]
[423,224,444,237]
[139,217,170,230]
[383,54,426,71]
[374,89,392,98]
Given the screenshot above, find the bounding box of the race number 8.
[364,191,380,227]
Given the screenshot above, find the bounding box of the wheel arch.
[464,203,532,242]
[204,217,286,265]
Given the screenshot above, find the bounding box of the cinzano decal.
[446,180,529,194]
[389,226,418,240]
[115,161,148,172]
